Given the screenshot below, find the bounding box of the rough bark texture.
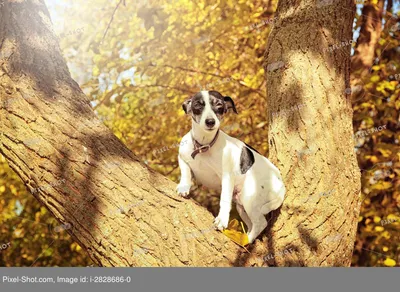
[0,0,360,267]
[0,0,239,267]
[262,0,361,266]
[351,0,385,71]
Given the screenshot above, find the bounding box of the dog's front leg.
[176,155,192,197]
[214,172,234,230]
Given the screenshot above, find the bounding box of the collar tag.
[198,145,210,153]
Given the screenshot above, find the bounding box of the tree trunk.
[0,0,238,267]
[351,0,385,72]
[0,0,360,267]
[263,0,361,266]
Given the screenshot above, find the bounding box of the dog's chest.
[187,152,223,190]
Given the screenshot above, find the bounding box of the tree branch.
[101,0,126,44]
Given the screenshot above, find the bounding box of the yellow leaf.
[373,216,381,223]
[375,226,384,232]
[384,258,396,267]
[370,156,379,163]
[222,219,249,246]
[376,146,392,157]
[222,229,249,246]
[370,75,380,82]
[371,181,392,190]
[227,218,240,230]
[93,66,100,77]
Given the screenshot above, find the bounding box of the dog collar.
[191,130,220,159]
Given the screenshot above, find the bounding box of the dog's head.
[182,90,237,131]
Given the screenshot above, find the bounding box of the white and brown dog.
[177,90,285,243]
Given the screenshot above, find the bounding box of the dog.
[176,90,285,243]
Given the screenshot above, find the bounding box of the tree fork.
[0,0,361,267]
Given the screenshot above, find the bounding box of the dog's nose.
[205,118,216,128]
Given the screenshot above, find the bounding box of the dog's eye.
[193,108,202,115]
[193,102,204,108]
[217,107,224,114]
[192,103,203,114]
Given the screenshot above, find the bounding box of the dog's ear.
[182,98,192,114]
[224,96,238,114]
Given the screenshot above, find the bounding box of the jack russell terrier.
[176,90,285,243]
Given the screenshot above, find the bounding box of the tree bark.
[0,0,239,267]
[263,0,361,266]
[0,0,360,267]
[351,0,385,72]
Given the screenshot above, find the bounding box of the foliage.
[0,0,398,266]
[350,6,400,266]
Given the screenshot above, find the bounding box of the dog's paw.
[213,213,229,231]
[176,183,191,198]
